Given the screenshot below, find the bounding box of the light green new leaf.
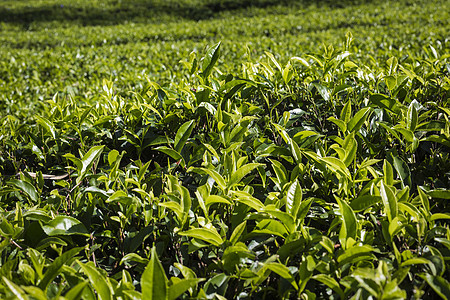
[383,160,394,186]
[205,195,232,208]
[228,163,264,189]
[77,145,105,184]
[64,281,88,300]
[2,277,28,300]
[174,120,195,153]
[430,213,450,221]
[407,102,418,131]
[8,179,39,203]
[78,261,113,300]
[337,198,357,248]
[380,181,398,222]
[169,278,203,300]
[348,107,371,132]
[179,227,224,247]
[36,116,56,139]
[321,157,351,179]
[202,42,221,79]
[141,247,169,300]
[230,221,247,245]
[286,179,302,218]
[342,132,357,167]
[427,189,450,199]
[340,100,352,123]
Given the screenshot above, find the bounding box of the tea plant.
[0,0,449,299]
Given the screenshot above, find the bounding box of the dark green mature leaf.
[312,274,345,299]
[350,195,381,212]
[41,216,89,237]
[8,179,39,203]
[420,274,450,300]
[142,247,169,300]
[265,262,298,290]
[38,247,84,290]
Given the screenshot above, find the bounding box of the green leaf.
[286,179,302,218]
[169,278,203,300]
[380,181,398,222]
[427,189,450,199]
[77,145,105,184]
[312,82,330,101]
[340,100,352,123]
[35,116,56,139]
[189,167,226,192]
[78,261,113,300]
[38,247,83,290]
[201,42,221,79]
[2,277,28,300]
[174,120,195,153]
[142,247,169,300]
[420,273,450,299]
[265,262,298,290]
[312,274,345,299]
[41,216,89,237]
[407,102,418,131]
[391,155,411,188]
[400,258,430,267]
[228,163,264,189]
[8,179,39,203]
[383,159,394,186]
[155,146,184,167]
[64,281,88,300]
[348,107,371,132]
[430,213,450,221]
[205,195,232,208]
[337,198,357,248]
[337,245,375,266]
[350,195,381,212]
[120,253,149,265]
[342,132,357,167]
[230,221,246,245]
[369,93,401,114]
[179,227,224,247]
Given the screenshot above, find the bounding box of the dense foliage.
[0,0,449,299]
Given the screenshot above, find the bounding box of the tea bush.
[0,0,449,299]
